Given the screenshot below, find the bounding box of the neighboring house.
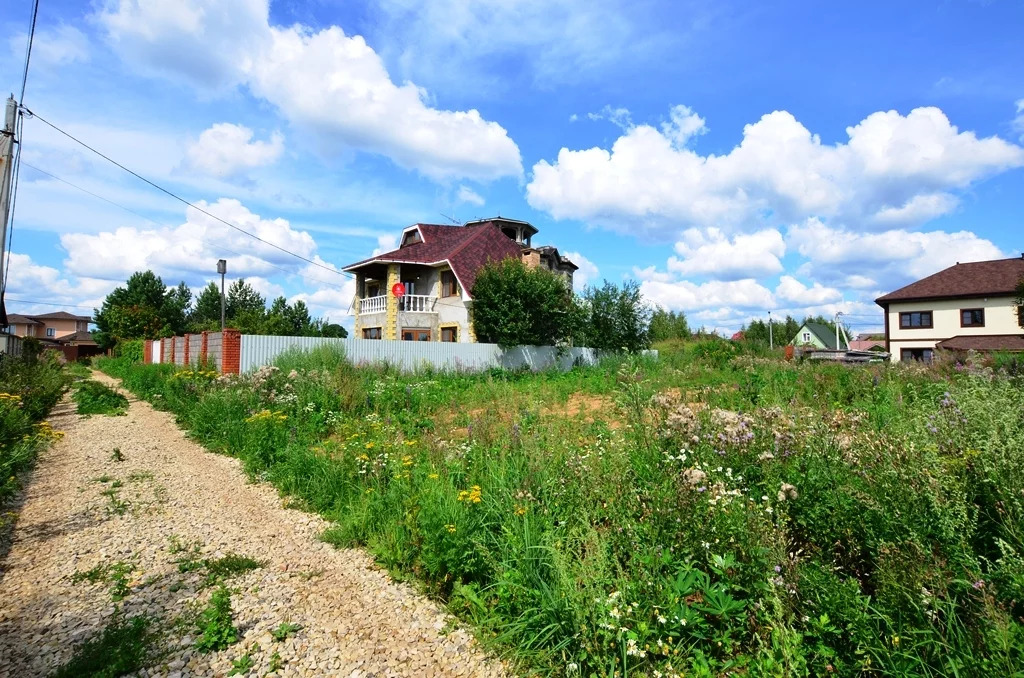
[789,321,848,350]
[6,311,91,339]
[344,217,577,343]
[730,331,744,341]
[848,333,887,352]
[875,254,1024,363]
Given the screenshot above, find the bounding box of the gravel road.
[0,373,507,677]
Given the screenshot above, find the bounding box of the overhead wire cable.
[18,164,352,294]
[21,108,352,280]
[4,0,40,298]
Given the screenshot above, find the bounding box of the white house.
[875,255,1024,362]
[343,218,577,343]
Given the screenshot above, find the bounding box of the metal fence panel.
[0,334,23,357]
[238,335,634,374]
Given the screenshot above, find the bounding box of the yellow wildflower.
[445,524,457,533]
[365,442,375,449]
[428,473,439,480]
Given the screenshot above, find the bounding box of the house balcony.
[359,294,437,314]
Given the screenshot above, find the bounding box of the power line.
[6,297,95,310]
[21,107,352,280]
[19,162,350,292]
[4,0,39,297]
[18,0,40,105]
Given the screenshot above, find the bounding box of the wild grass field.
[98,342,1024,677]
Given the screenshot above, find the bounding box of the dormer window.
[401,229,422,247]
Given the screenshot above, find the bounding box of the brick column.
[385,264,400,340]
[200,331,209,365]
[221,329,241,375]
[143,340,152,364]
[159,338,166,364]
[183,334,191,365]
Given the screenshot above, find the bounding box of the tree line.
[470,259,857,351]
[93,270,346,349]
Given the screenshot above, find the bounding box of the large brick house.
[344,217,577,343]
[875,254,1024,362]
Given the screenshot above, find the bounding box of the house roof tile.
[6,313,42,325]
[936,334,1024,352]
[29,311,92,321]
[344,222,524,297]
[876,256,1024,304]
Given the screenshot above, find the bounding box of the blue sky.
[2,0,1022,335]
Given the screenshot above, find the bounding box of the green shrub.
[0,353,68,503]
[114,339,144,363]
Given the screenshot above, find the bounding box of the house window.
[46,328,56,337]
[960,308,985,327]
[401,328,430,341]
[901,348,934,364]
[401,230,422,247]
[899,311,932,329]
[441,271,459,297]
[441,326,458,343]
[362,327,382,340]
[802,332,810,342]
[366,282,381,297]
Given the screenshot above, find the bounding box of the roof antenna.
[439,212,462,226]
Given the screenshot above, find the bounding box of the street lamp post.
[217,259,227,331]
[768,311,773,350]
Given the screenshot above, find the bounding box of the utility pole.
[0,96,17,323]
[768,311,773,350]
[834,311,844,350]
[218,259,227,331]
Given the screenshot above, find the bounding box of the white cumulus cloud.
[60,198,321,284]
[456,185,485,206]
[186,123,284,177]
[96,0,522,182]
[639,278,774,313]
[788,218,1007,291]
[774,275,842,306]
[668,227,784,280]
[527,105,1024,239]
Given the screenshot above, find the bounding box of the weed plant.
[72,380,129,416]
[194,584,238,652]
[51,613,156,678]
[99,343,1024,676]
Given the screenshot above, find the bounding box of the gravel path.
[0,373,507,678]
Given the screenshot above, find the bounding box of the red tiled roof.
[876,256,1024,304]
[344,222,523,297]
[936,334,1024,352]
[849,339,885,351]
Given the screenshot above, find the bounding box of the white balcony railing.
[359,294,437,314]
[360,296,386,314]
[399,294,436,312]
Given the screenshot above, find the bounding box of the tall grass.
[0,352,68,504]
[98,344,1024,676]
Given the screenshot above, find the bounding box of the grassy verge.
[98,343,1024,676]
[0,352,69,506]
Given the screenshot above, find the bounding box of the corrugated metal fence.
[0,333,23,357]
[239,335,625,374]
